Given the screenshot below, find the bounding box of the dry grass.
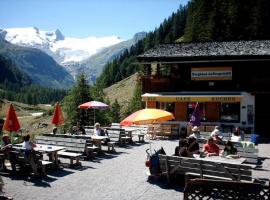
[0,99,54,137]
[103,73,138,115]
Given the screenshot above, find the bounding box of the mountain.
[0,54,32,88]
[0,39,74,89]
[65,32,147,83]
[0,27,146,83]
[0,27,124,81]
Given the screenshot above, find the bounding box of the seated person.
[231,127,245,142]
[1,135,16,173]
[94,122,108,136]
[189,126,201,139]
[211,126,223,144]
[221,141,239,158]
[22,133,39,176]
[203,137,220,157]
[187,136,200,156]
[72,122,86,135]
[174,139,188,156]
[51,127,58,135]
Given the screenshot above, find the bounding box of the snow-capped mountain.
[0,27,124,64]
[0,27,146,84]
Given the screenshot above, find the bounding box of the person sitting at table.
[174,139,188,156]
[72,121,86,135]
[231,127,245,142]
[189,126,201,139]
[203,137,220,157]
[22,133,39,177]
[211,126,223,144]
[221,141,239,158]
[1,135,16,173]
[94,122,110,146]
[94,122,108,136]
[187,135,200,156]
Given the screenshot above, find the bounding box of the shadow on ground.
[146,175,185,192]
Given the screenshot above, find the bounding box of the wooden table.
[90,135,109,150]
[196,156,246,165]
[13,143,65,168]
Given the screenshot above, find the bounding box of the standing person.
[1,135,16,173]
[203,137,220,157]
[22,133,39,177]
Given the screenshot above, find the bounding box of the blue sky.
[0,0,188,39]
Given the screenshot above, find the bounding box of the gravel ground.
[1,139,270,200]
[1,139,182,200]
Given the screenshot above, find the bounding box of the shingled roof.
[138,40,270,62]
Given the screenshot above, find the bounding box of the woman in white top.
[22,134,36,150]
[94,122,106,136]
[22,133,39,176]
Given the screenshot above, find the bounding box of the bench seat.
[57,151,82,166]
[159,154,252,183]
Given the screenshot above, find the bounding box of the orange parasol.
[51,102,64,126]
[3,104,21,132]
[120,108,174,126]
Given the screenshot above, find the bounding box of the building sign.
[191,67,232,81]
[142,96,242,103]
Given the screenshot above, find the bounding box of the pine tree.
[63,72,92,129]
[111,99,121,123]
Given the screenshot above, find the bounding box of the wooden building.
[137,41,270,136]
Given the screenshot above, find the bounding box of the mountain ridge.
[0,39,74,89]
[1,27,146,83]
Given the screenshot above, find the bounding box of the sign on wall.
[191,67,232,81]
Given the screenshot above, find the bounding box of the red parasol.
[2,104,21,132]
[78,101,109,124]
[51,102,64,126]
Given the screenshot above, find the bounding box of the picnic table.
[13,143,65,168]
[196,155,246,165]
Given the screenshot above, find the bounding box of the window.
[220,103,240,122]
[157,102,175,113]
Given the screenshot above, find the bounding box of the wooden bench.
[159,154,252,184]
[35,136,86,167]
[106,128,131,145]
[10,148,53,176]
[184,178,269,200]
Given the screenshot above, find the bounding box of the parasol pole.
[94,109,95,125]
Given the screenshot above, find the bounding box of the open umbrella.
[51,102,64,126]
[120,108,174,126]
[3,104,21,132]
[3,104,21,143]
[78,101,109,124]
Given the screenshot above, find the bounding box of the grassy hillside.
[103,73,138,115]
[0,99,55,136]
